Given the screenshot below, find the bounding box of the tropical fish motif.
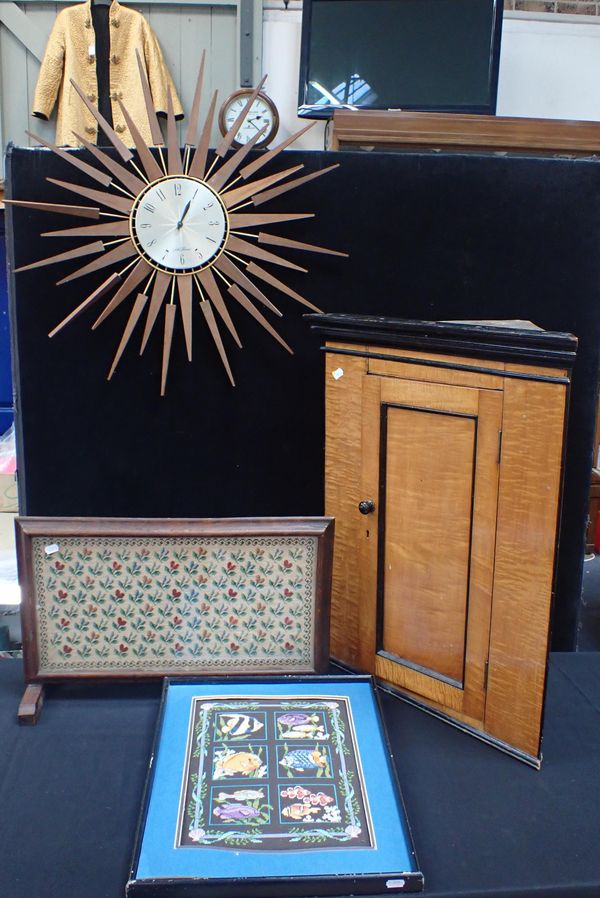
[216,789,264,802]
[281,803,316,820]
[215,750,263,777]
[213,802,261,821]
[280,787,334,806]
[285,723,326,739]
[278,713,319,727]
[279,748,328,772]
[219,714,264,737]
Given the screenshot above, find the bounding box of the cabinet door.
[358,375,503,727]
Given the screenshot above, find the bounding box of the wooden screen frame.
[16,516,334,723]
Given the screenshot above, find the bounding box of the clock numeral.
[174,183,182,196]
[206,237,216,244]
[180,254,186,266]
[195,248,203,259]
[156,188,166,201]
[207,220,219,226]
[162,251,169,260]
[202,203,214,211]
[143,203,155,213]
[148,239,157,247]
[140,223,152,229]
[193,189,199,199]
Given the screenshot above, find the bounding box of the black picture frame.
[127,674,424,896]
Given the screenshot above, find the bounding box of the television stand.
[328,109,600,156]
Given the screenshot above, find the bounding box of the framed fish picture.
[127,674,424,896]
[15,516,334,723]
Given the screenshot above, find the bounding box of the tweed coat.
[32,0,183,147]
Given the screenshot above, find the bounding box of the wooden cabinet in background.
[308,315,577,766]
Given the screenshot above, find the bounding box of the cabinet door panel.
[360,375,502,722]
[381,405,475,686]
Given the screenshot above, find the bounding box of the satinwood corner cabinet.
[307,314,577,767]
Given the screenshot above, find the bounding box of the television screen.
[298,0,504,118]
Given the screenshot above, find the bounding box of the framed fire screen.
[127,675,423,896]
[15,517,334,722]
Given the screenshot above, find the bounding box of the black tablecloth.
[0,654,598,898]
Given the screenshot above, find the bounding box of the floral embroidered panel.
[177,695,373,850]
[31,536,318,673]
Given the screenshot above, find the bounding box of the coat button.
[87,93,96,102]
[111,90,118,100]
[111,54,120,64]
[115,123,125,134]
[85,125,96,134]
[111,17,119,26]
[84,17,90,27]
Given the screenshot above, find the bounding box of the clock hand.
[177,199,192,229]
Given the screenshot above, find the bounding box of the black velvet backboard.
[6,145,600,650]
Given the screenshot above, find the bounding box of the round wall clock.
[130,175,229,274]
[10,60,345,395]
[218,88,280,149]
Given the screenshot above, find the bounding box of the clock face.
[221,92,279,148]
[130,176,229,274]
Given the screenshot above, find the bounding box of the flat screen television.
[298,0,504,119]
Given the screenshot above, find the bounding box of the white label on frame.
[386,880,406,889]
[332,367,344,380]
[44,543,60,556]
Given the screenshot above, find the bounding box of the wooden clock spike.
[140,271,171,353]
[240,121,317,180]
[184,50,206,148]
[49,272,122,338]
[116,100,164,182]
[70,79,133,162]
[25,130,112,188]
[42,220,130,239]
[187,90,218,180]
[166,88,183,175]
[47,177,133,214]
[72,131,147,194]
[5,200,101,219]
[108,292,148,379]
[215,254,280,316]
[222,164,303,210]
[177,277,193,360]
[93,259,152,328]
[56,241,136,285]
[226,235,307,273]
[198,299,235,386]
[207,125,268,193]
[161,303,177,395]
[229,211,314,228]
[252,164,340,208]
[135,48,165,147]
[14,240,105,273]
[246,261,322,312]
[228,283,293,354]
[258,233,349,257]
[197,268,242,347]
[214,75,268,158]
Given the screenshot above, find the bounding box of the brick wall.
[506,1,600,13]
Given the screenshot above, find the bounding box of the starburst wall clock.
[10,51,346,394]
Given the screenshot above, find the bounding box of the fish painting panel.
[177,696,374,850]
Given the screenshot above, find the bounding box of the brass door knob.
[358,499,375,515]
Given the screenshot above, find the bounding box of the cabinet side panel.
[324,348,368,666]
[485,378,567,758]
